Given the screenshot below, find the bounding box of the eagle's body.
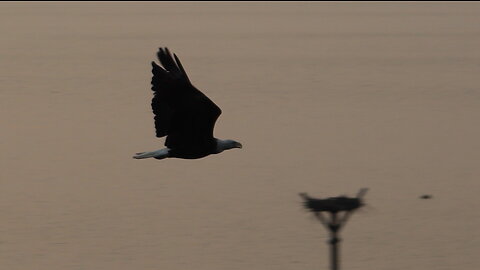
[133,48,242,160]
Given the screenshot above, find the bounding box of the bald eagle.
[133,48,242,160]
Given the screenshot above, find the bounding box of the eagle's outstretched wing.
[150,48,221,152]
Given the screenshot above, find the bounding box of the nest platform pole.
[328,212,340,270]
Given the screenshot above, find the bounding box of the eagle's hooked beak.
[236,142,243,149]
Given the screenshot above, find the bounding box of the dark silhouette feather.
[150,48,221,154]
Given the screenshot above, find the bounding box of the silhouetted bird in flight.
[133,48,242,160]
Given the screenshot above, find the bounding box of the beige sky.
[1,3,480,270]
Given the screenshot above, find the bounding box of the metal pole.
[330,231,340,270]
[329,212,340,270]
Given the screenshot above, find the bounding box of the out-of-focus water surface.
[1,2,480,270]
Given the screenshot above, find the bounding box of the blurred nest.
[300,192,364,213]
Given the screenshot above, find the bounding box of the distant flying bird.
[133,48,242,160]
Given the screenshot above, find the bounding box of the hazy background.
[1,2,479,270]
